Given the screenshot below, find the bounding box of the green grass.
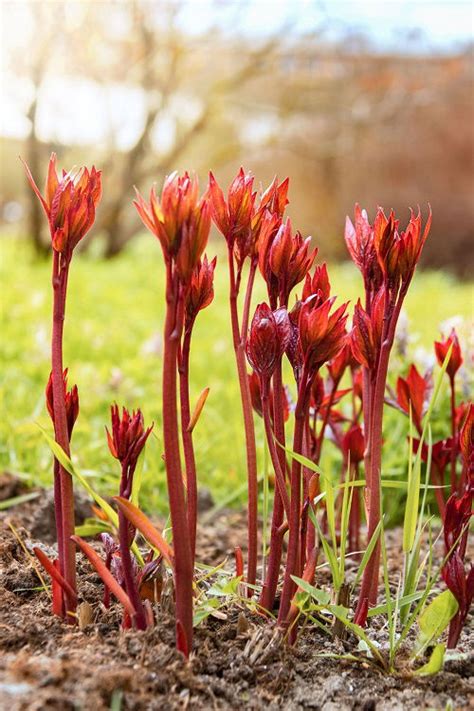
[1,235,472,516]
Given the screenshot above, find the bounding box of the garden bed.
[1,476,472,711]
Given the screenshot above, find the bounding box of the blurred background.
[1,0,473,272]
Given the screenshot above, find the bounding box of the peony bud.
[246,304,291,381]
[22,153,102,255]
[46,369,79,440]
[106,405,153,491]
[434,329,464,380]
[396,364,432,434]
[185,255,217,325]
[342,425,365,465]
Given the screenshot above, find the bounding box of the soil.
[0,473,472,711]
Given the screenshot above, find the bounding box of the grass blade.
[0,491,40,510]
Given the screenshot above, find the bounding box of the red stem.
[306,449,319,555]
[103,552,112,609]
[259,361,286,613]
[33,546,77,603]
[52,457,64,601]
[349,462,361,554]
[234,546,244,578]
[241,260,257,342]
[449,374,457,494]
[307,379,339,559]
[162,261,194,655]
[117,465,147,630]
[118,510,147,630]
[261,387,291,520]
[355,290,403,621]
[300,420,314,565]
[286,546,318,633]
[228,248,258,591]
[447,611,463,649]
[431,463,447,520]
[278,368,310,625]
[51,251,76,618]
[314,379,338,463]
[179,324,198,561]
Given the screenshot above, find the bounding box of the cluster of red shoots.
[24,156,472,657]
[390,333,473,646]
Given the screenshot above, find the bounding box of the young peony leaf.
[415,590,458,656]
[72,535,136,619]
[414,643,446,676]
[113,497,174,566]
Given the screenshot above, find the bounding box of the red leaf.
[113,497,174,566]
[71,536,136,618]
[33,547,77,604]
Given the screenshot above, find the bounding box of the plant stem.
[261,388,290,520]
[51,251,76,618]
[118,511,147,630]
[117,465,147,630]
[162,261,194,654]
[262,440,269,579]
[355,292,403,620]
[241,260,257,342]
[303,421,316,556]
[228,249,258,591]
[314,380,337,463]
[447,611,463,649]
[309,379,338,559]
[349,462,361,554]
[259,361,286,612]
[52,458,64,615]
[449,374,457,494]
[279,370,310,624]
[179,324,198,561]
[431,464,447,520]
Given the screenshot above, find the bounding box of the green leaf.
[379,517,396,668]
[414,643,446,676]
[38,425,144,565]
[320,534,341,589]
[322,476,337,552]
[75,519,112,537]
[276,442,323,475]
[415,590,458,656]
[0,491,40,510]
[110,689,124,711]
[403,404,420,554]
[193,598,221,626]
[39,426,117,523]
[130,448,145,507]
[292,590,311,609]
[207,576,241,597]
[339,463,354,580]
[339,479,442,490]
[310,509,341,590]
[291,576,331,605]
[353,519,383,588]
[403,346,452,553]
[401,427,435,626]
[368,591,423,617]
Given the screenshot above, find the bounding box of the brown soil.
[0,474,472,711]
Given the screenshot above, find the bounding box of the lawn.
[1,235,472,516]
